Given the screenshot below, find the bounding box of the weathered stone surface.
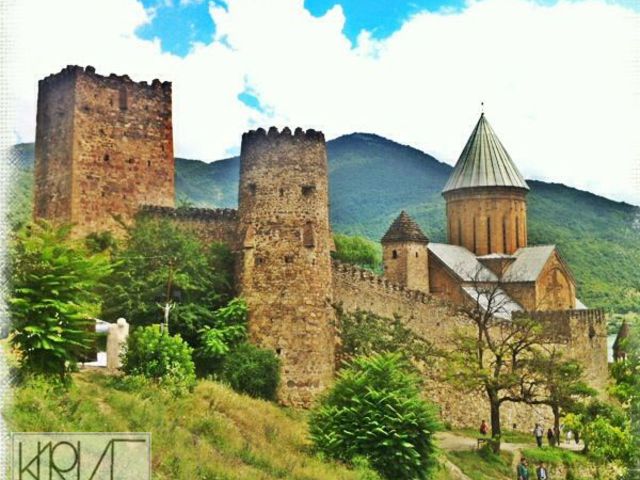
[237,127,335,407]
[34,65,174,237]
[444,187,528,255]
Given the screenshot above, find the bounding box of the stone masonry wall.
[139,205,239,248]
[34,65,174,237]
[237,127,335,408]
[332,260,612,431]
[34,68,76,223]
[444,187,528,255]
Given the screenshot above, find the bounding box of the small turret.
[381,211,430,292]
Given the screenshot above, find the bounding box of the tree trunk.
[488,389,501,453]
[552,405,561,444]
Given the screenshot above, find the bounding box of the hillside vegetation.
[9,133,640,312]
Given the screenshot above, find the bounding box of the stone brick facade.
[34,65,174,237]
[237,127,335,407]
[139,205,239,247]
[444,187,528,255]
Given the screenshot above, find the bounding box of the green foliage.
[221,342,280,401]
[564,400,633,466]
[336,306,435,365]
[102,216,234,347]
[609,321,640,477]
[446,450,514,480]
[8,222,112,379]
[310,353,440,480]
[122,325,196,391]
[332,234,382,271]
[84,231,117,254]
[196,298,248,375]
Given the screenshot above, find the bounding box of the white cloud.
[9,0,640,204]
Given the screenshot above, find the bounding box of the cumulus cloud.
[9,0,640,204]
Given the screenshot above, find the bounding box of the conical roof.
[443,113,529,193]
[381,211,429,244]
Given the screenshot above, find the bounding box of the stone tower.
[443,113,529,256]
[34,65,174,237]
[381,211,430,292]
[237,126,335,407]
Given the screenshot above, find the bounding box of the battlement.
[139,205,238,221]
[242,126,325,147]
[332,259,439,306]
[39,65,171,92]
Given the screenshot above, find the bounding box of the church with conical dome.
[381,113,579,315]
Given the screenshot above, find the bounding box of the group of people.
[517,457,548,480]
[532,423,578,448]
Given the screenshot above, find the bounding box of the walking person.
[480,419,488,436]
[517,457,530,480]
[546,428,555,447]
[536,462,549,480]
[533,423,544,448]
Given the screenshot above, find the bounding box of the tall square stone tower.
[34,65,174,236]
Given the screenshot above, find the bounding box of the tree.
[448,266,544,452]
[332,234,382,272]
[522,349,596,440]
[8,222,112,379]
[336,305,437,366]
[309,353,440,480]
[102,216,234,347]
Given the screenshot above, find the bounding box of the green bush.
[122,325,196,391]
[8,222,112,379]
[222,342,280,400]
[332,234,382,272]
[309,353,440,480]
[196,298,248,376]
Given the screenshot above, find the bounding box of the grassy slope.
[9,135,640,312]
[5,371,377,480]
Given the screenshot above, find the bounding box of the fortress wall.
[333,259,568,431]
[139,205,239,248]
[516,309,609,392]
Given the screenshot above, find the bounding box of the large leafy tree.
[332,234,381,272]
[101,216,234,347]
[8,222,112,378]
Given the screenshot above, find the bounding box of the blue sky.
[137,0,472,56]
[11,0,640,204]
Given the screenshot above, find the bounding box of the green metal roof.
[443,114,529,193]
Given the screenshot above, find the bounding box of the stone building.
[34,65,174,237]
[33,67,607,422]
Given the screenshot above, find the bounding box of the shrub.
[122,325,196,391]
[195,298,248,376]
[222,342,280,400]
[309,353,440,480]
[8,222,112,379]
[332,234,381,272]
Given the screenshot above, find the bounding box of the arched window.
[392,250,398,259]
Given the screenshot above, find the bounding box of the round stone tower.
[443,113,529,256]
[237,126,335,407]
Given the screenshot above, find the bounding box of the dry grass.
[4,370,378,479]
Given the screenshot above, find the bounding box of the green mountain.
[10,134,640,313]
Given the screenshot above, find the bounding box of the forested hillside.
[9,134,640,312]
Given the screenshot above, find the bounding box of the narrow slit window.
[103,154,110,162]
[303,222,315,247]
[502,218,507,253]
[516,216,521,249]
[119,87,128,111]
[392,250,398,259]
[486,217,492,252]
